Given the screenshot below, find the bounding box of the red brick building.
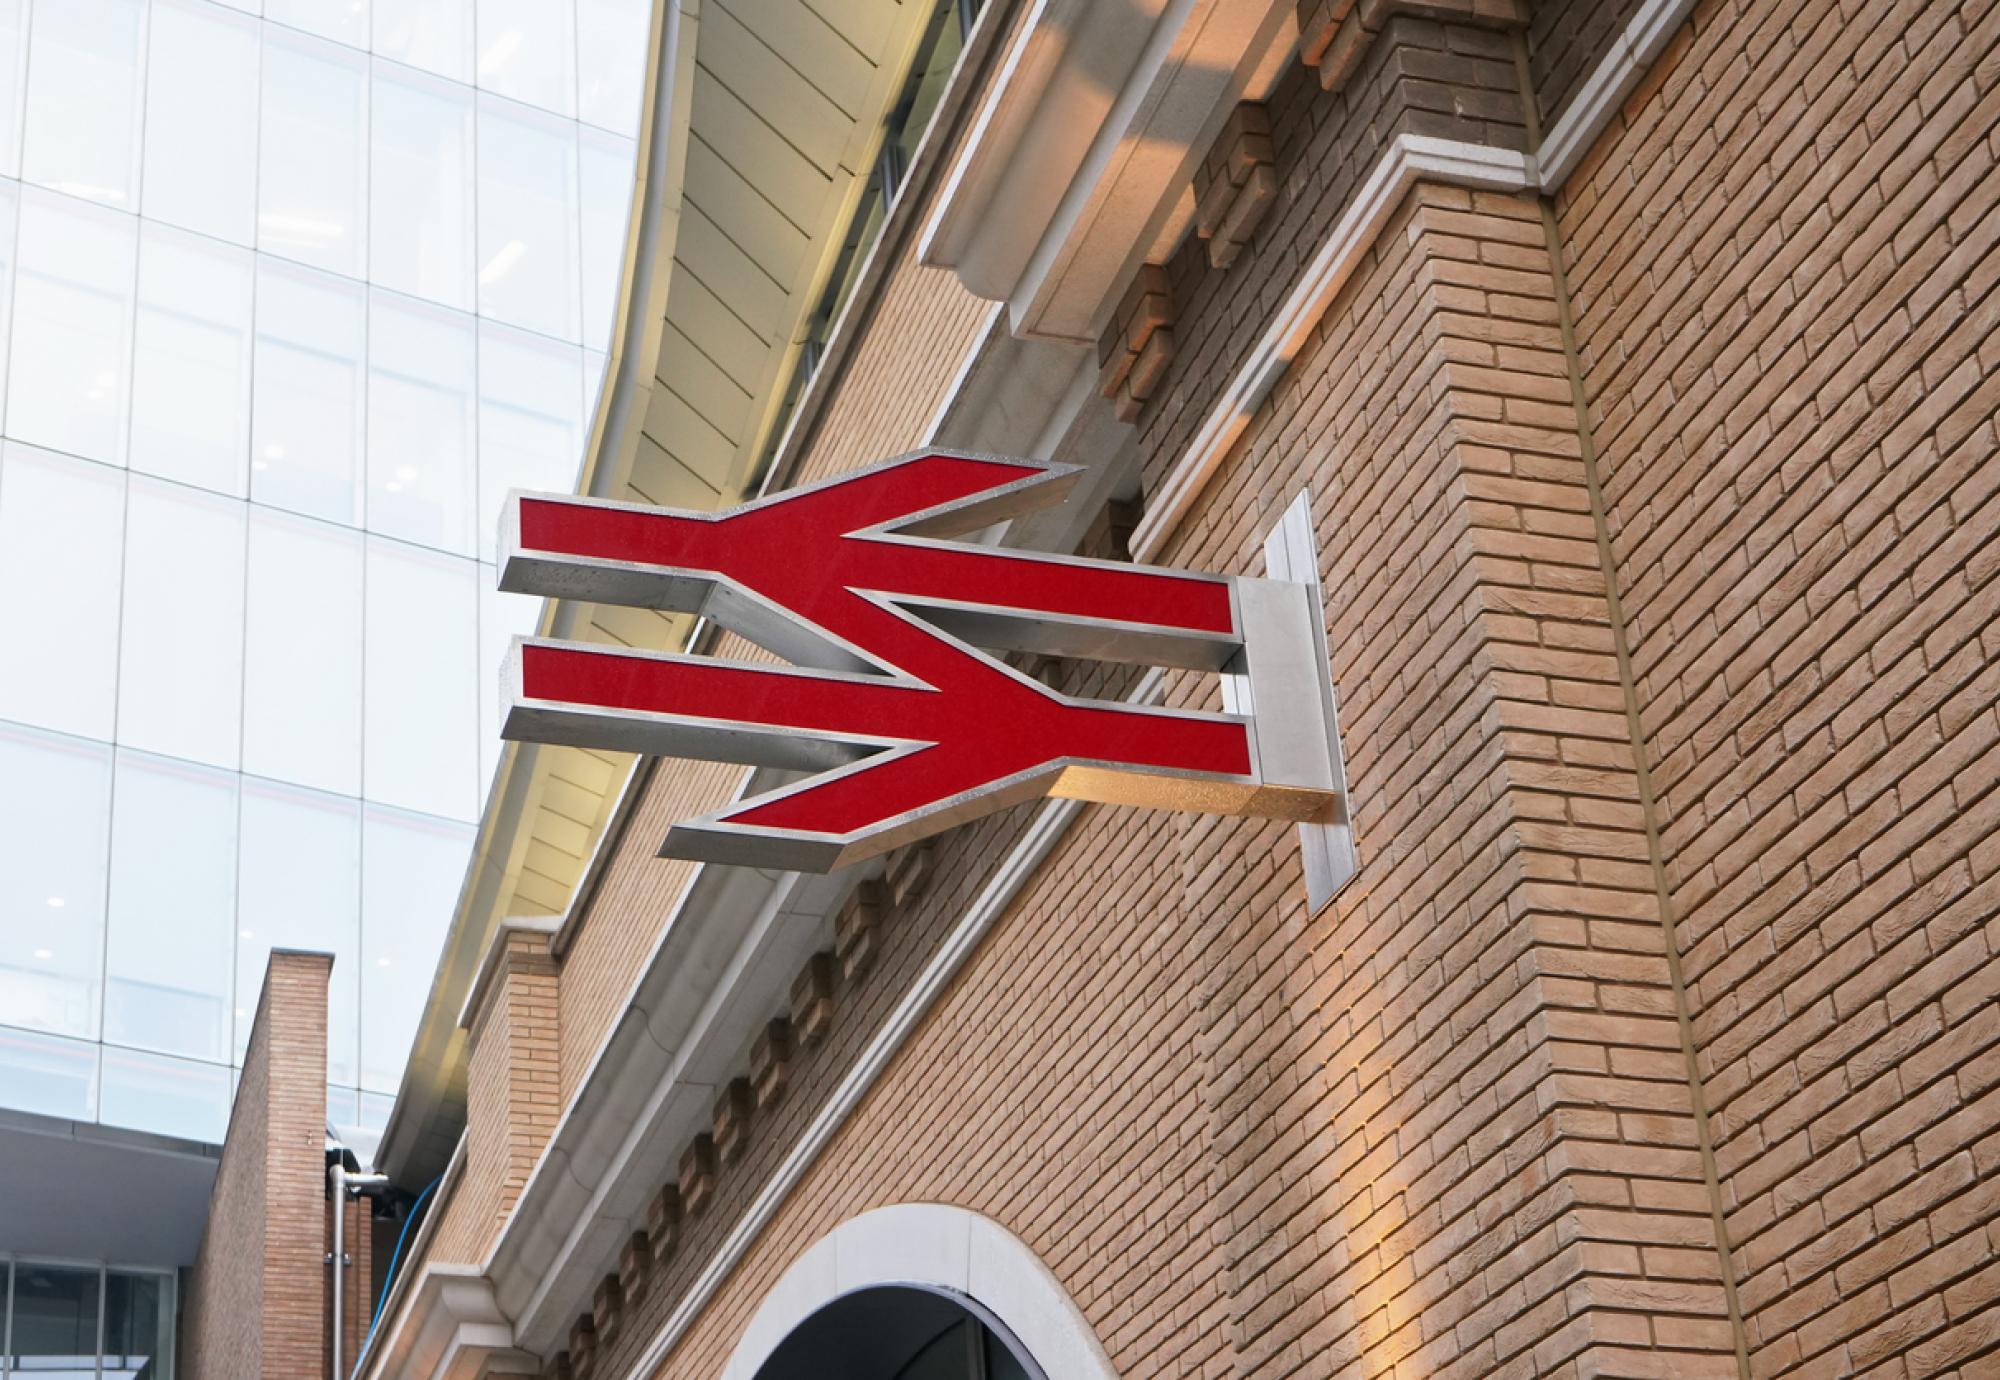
[186,0,2000,1374]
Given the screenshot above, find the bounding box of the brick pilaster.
[182,949,335,1380]
[463,919,564,1257]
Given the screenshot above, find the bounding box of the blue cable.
[350,1175,441,1379]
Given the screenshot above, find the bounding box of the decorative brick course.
[1298,0,1529,93]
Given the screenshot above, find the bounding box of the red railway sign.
[499,451,1344,870]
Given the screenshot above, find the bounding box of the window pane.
[237,779,360,1084]
[101,1046,230,1143]
[359,805,471,1090]
[0,443,125,740]
[364,540,478,820]
[477,0,575,117]
[260,32,368,277]
[476,322,582,561]
[268,0,368,48]
[0,178,16,419]
[577,0,648,136]
[243,508,363,795]
[0,725,111,1041]
[579,127,635,351]
[104,752,237,1063]
[131,224,254,495]
[143,0,259,244]
[8,188,137,464]
[104,1271,174,1380]
[10,1262,101,1376]
[367,292,475,552]
[0,1026,98,1121]
[477,96,580,341]
[21,0,143,207]
[371,64,473,309]
[117,477,247,769]
[359,1089,395,1130]
[478,572,541,789]
[375,0,472,82]
[0,0,26,176]
[251,261,365,523]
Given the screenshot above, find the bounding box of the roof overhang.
[919,0,1297,341]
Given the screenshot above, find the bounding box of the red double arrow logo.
[500,452,1335,870]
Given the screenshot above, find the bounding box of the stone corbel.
[1097,265,1176,423]
[1194,103,1278,270]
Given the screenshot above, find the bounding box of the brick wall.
[576,170,1750,1375]
[182,950,332,1380]
[1559,0,2000,1371]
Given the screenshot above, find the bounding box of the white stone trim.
[717,1204,1122,1380]
[1535,0,1699,192]
[1128,133,1534,562]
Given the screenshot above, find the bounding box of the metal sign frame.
[498,450,1349,874]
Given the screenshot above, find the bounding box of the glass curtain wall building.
[0,0,648,1147]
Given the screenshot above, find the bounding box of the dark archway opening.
[751,1285,1041,1380]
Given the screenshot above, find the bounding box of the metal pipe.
[329,1161,391,1380]
[329,1160,345,1380]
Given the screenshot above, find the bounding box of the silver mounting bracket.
[1222,491,1358,911]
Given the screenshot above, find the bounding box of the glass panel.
[364,540,478,820]
[100,1046,230,1144]
[103,1271,174,1380]
[0,1026,98,1121]
[7,188,138,465]
[375,0,472,82]
[0,725,111,1041]
[370,65,473,309]
[358,1089,395,1130]
[576,0,648,136]
[251,260,366,523]
[366,292,475,553]
[260,31,368,277]
[478,573,541,790]
[584,346,608,422]
[142,0,259,244]
[476,322,582,561]
[21,0,144,208]
[103,751,238,1063]
[0,177,17,420]
[242,508,364,795]
[0,443,125,740]
[236,779,360,1084]
[579,127,635,351]
[326,1083,358,1126]
[359,805,472,1090]
[116,477,247,769]
[269,0,369,48]
[9,1261,100,1377]
[476,96,580,341]
[477,0,575,117]
[0,0,27,176]
[130,224,255,495]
